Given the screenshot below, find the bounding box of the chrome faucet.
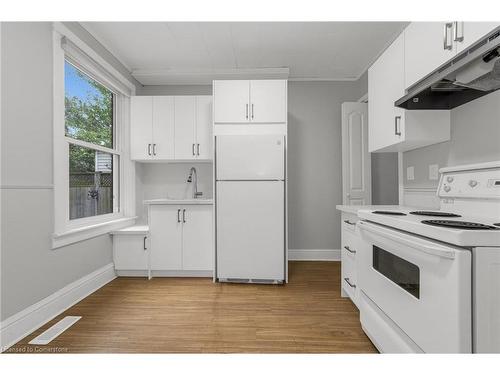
[187,167,203,199]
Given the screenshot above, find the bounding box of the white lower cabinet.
[112,226,150,273]
[149,204,213,272]
[341,212,360,307]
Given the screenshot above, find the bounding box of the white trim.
[1,185,53,190]
[398,152,404,205]
[0,263,116,352]
[53,22,136,94]
[65,137,121,156]
[288,249,340,261]
[52,216,136,249]
[116,270,213,278]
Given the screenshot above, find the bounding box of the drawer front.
[341,254,357,302]
[342,212,359,233]
[341,228,358,261]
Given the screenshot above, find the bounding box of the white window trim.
[52,24,136,249]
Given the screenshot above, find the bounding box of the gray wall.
[371,153,399,204]
[403,90,500,189]
[287,81,367,250]
[0,22,139,320]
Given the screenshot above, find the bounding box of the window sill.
[52,216,137,249]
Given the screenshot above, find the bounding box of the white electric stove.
[356,161,500,353]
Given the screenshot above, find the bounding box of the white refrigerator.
[216,134,285,282]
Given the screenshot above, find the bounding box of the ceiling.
[82,22,408,85]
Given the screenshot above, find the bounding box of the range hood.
[396,27,500,110]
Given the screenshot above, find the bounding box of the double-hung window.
[53,26,135,248]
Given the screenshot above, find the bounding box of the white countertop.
[144,198,214,205]
[110,225,150,235]
[336,205,413,215]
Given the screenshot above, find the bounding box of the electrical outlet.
[407,166,415,181]
[429,164,439,180]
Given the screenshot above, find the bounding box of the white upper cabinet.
[405,22,500,89]
[455,22,500,53]
[369,33,450,153]
[213,80,250,123]
[130,96,153,160]
[404,22,457,89]
[213,79,287,124]
[130,95,213,161]
[152,96,175,159]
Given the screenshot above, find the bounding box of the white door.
[195,96,212,159]
[455,22,500,53]
[341,102,371,205]
[149,205,183,270]
[182,205,213,271]
[216,135,284,180]
[174,96,196,159]
[249,80,287,123]
[113,235,148,271]
[130,96,153,160]
[216,181,284,280]
[368,33,406,152]
[213,80,250,123]
[152,96,175,159]
[404,22,456,89]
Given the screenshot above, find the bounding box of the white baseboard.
[0,263,116,352]
[288,249,340,261]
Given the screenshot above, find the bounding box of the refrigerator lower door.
[216,134,284,180]
[216,180,285,281]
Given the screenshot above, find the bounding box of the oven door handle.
[357,221,456,260]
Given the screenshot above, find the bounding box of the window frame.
[52,24,136,249]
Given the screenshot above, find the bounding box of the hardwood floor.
[8,262,377,353]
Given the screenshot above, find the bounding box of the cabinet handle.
[152,143,157,156]
[177,209,181,223]
[443,22,453,50]
[344,220,356,226]
[192,143,195,156]
[251,104,254,119]
[394,116,402,136]
[148,143,152,156]
[453,21,464,42]
[245,104,249,119]
[143,236,147,251]
[344,246,356,254]
[344,278,356,289]
[182,209,186,223]
[197,143,200,156]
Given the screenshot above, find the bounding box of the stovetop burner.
[410,211,461,217]
[422,220,500,230]
[372,210,407,216]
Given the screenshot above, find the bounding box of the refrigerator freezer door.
[216,180,285,280]
[216,135,284,180]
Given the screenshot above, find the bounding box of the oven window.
[373,246,420,299]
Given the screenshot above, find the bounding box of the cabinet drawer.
[341,254,357,302]
[341,229,358,261]
[342,212,359,233]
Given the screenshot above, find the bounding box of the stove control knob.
[469,180,478,188]
[446,176,454,183]
[444,185,451,192]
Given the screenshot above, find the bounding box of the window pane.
[65,61,114,148]
[69,144,118,220]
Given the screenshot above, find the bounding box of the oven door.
[358,220,471,353]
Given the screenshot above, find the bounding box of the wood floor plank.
[7,261,377,353]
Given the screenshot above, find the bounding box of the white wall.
[403,90,500,189]
[0,22,139,321]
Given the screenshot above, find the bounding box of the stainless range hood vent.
[396,27,500,110]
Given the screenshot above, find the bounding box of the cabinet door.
[213,80,250,123]
[174,96,196,159]
[455,22,500,53]
[182,205,213,271]
[149,206,183,270]
[249,80,287,123]
[130,96,153,160]
[368,33,405,152]
[195,96,213,159]
[152,96,175,159]
[113,235,148,270]
[404,22,456,89]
